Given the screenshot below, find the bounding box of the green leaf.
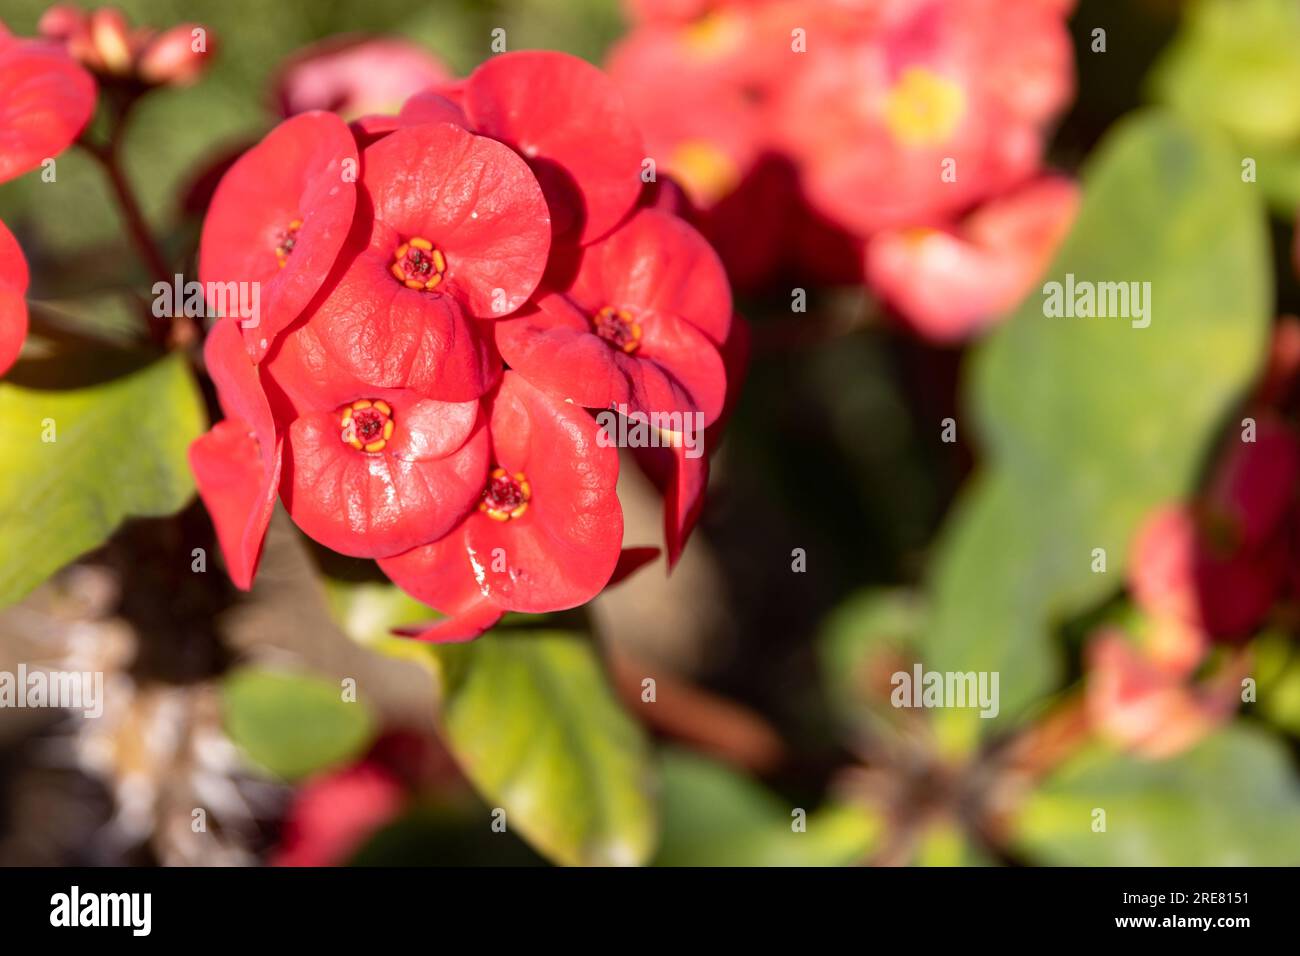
[325,578,657,867]
[653,749,881,866]
[1148,0,1300,216]
[431,630,657,866]
[1013,725,1300,865]
[923,111,1271,751]
[1149,0,1300,147]
[0,352,206,607]
[221,667,377,781]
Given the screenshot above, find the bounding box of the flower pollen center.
[340,399,394,454]
[592,306,642,354]
[390,236,447,291]
[275,218,303,269]
[479,467,531,522]
[882,67,966,148]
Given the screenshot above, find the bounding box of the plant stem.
[79,94,198,349]
[99,145,172,288]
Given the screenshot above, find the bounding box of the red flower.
[1084,627,1241,760]
[493,208,731,425]
[770,0,1074,237]
[188,318,282,589]
[0,218,29,376]
[379,372,624,641]
[0,22,96,184]
[272,761,405,867]
[346,120,550,320]
[188,42,739,626]
[277,120,546,405]
[1129,417,1300,640]
[267,313,492,559]
[865,175,1080,341]
[199,111,359,362]
[463,51,644,245]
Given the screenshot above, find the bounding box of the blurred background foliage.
[2,0,1300,868]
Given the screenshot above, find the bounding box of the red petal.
[281,403,489,558]
[381,372,623,614]
[204,317,276,457]
[294,244,499,402]
[390,594,505,644]
[188,420,282,590]
[0,218,30,376]
[378,523,484,611]
[361,121,550,318]
[397,90,468,128]
[0,39,95,184]
[465,51,643,245]
[495,292,727,423]
[568,209,731,344]
[198,112,358,362]
[609,546,661,586]
[664,443,708,570]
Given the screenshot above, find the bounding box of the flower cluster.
[608,0,1079,339]
[37,4,211,87]
[191,51,741,641]
[0,18,96,375]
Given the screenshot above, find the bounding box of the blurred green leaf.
[1149,0,1300,215]
[924,111,1271,751]
[326,580,656,867]
[0,352,205,607]
[431,630,656,866]
[653,749,881,866]
[1014,725,1300,865]
[1150,0,1300,146]
[221,667,377,781]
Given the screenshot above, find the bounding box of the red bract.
[379,372,623,641]
[647,309,750,568]
[188,319,281,589]
[0,218,29,376]
[349,120,550,320]
[494,209,731,425]
[199,112,358,362]
[0,23,96,184]
[464,51,644,245]
[272,342,491,558]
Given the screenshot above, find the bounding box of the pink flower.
[1084,628,1242,760]
[865,175,1079,341]
[273,35,451,120]
[771,0,1074,236]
